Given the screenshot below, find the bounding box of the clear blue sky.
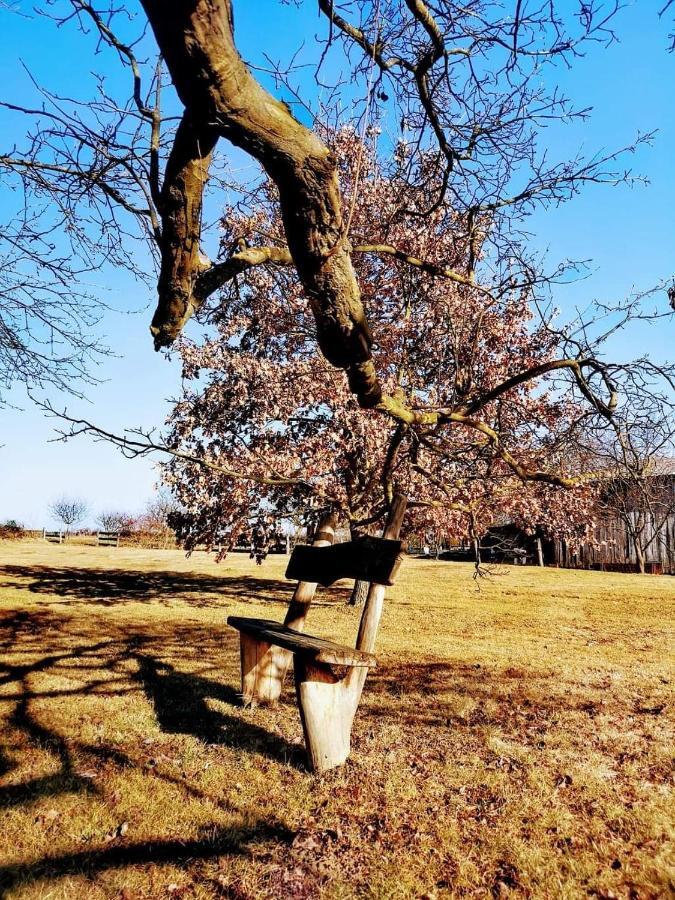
[0,2,673,527]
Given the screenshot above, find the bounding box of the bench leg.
[294,660,368,772]
[239,635,292,705]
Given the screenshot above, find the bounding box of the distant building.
[406,473,675,574]
[552,472,675,575]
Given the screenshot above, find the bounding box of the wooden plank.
[227,617,376,667]
[284,512,338,630]
[240,633,285,705]
[232,512,339,707]
[295,656,359,772]
[356,494,408,653]
[285,535,403,586]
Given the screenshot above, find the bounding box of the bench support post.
[294,660,362,772]
[296,494,407,772]
[356,495,407,653]
[240,634,288,705]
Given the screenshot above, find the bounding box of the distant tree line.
[0,491,180,548]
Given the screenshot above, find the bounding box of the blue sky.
[0,2,673,527]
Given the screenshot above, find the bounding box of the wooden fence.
[97,531,120,548]
[43,529,64,544]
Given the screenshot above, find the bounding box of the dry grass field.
[0,540,673,900]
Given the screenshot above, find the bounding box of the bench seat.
[227,616,376,667]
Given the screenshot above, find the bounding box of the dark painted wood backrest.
[285,535,403,587]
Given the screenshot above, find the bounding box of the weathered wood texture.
[295,657,358,771]
[285,536,403,587]
[97,531,120,548]
[283,514,338,631]
[231,512,337,705]
[228,618,376,668]
[553,510,675,574]
[227,495,408,771]
[356,494,408,654]
[295,494,408,772]
[239,633,281,705]
[140,0,383,408]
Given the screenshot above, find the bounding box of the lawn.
[0,540,673,899]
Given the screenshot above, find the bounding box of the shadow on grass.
[2,605,600,894]
[0,564,297,607]
[362,658,623,742]
[0,610,303,813]
[131,646,304,767]
[0,602,633,896]
[0,820,295,898]
[0,564,351,608]
[0,607,306,895]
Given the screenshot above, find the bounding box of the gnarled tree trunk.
[349,579,370,607]
[141,0,382,408]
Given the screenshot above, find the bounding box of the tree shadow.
[0,608,305,896]
[0,693,96,809]
[0,617,130,811]
[0,603,612,899]
[131,646,304,767]
[0,564,350,608]
[0,819,295,898]
[362,657,628,739]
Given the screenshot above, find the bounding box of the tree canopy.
[161,129,601,551]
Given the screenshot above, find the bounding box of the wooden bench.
[97,531,120,548]
[228,494,407,772]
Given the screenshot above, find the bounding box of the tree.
[0,519,24,540]
[49,496,88,536]
[159,131,600,557]
[0,5,118,404]
[586,411,675,573]
[0,216,109,406]
[4,2,673,535]
[137,490,180,549]
[663,0,675,52]
[96,510,134,533]
[138,0,660,418]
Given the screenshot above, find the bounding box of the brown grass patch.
[0,541,673,898]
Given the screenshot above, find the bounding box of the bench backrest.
[285,536,403,587]
[283,494,407,653]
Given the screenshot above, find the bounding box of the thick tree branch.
[150,113,218,344]
[178,239,481,323]
[195,245,294,303]
[142,0,383,407]
[458,358,617,419]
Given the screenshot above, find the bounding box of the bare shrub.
[48,497,88,537]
